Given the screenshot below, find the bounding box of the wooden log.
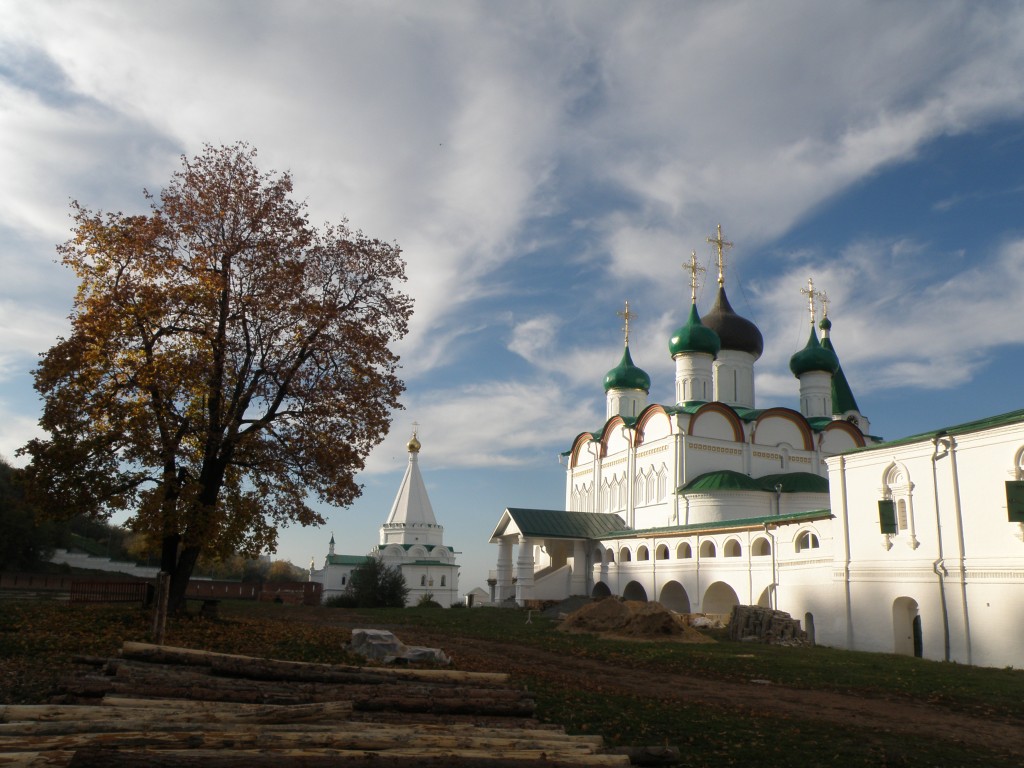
[107,660,528,704]
[102,698,354,721]
[0,751,75,768]
[66,747,631,768]
[0,728,605,753]
[65,674,536,715]
[119,642,509,684]
[69,662,537,716]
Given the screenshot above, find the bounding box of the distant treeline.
[0,458,304,582]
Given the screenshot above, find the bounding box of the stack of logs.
[0,641,630,767]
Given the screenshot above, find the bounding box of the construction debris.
[727,605,809,645]
[558,600,713,643]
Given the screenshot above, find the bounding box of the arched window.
[657,468,668,500]
[619,547,632,562]
[634,473,646,506]
[751,537,772,557]
[724,539,741,557]
[883,461,919,549]
[440,575,446,587]
[646,472,656,502]
[796,531,819,552]
[594,547,604,564]
[699,540,716,558]
[420,575,426,586]
[677,542,692,559]
[606,548,615,563]
[637,545,650,561]
[656,544,669,560]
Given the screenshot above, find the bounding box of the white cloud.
[4,0,1024,475]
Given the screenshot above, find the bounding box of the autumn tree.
[22,143,412,610]
[0,459,56,570]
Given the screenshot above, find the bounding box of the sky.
[3,1,1024,594]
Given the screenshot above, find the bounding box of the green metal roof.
[325,554,369,566]
[606,508,832,539]
[669,303,721,357]
[789,328,839,377]
[820,334,860,414]
[374,543,454,553]
[756,472,829,493]
[603,345,651,392]
[852,407,1024,454]
[679,470,829,495]
[504,508,627,539]
[680,470,763,492]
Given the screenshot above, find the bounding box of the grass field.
[2,597,1022,767]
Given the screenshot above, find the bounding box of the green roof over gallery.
[678,470,829,494]
[490,508,627,541]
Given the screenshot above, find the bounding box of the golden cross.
[617,301,635,346]
[818,289,829,320]
[799,277,817,327]
[682,250,705,303]
[707,224,733,287]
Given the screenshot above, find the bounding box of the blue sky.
[3,1,1024,593]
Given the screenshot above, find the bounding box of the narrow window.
[878,500,897,534]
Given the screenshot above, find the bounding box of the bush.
[343,554,408,608]
[417,592,442,609]
[323,593,358,608]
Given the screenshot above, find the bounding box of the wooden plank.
[63,747,632,767]
[119,642,509,684]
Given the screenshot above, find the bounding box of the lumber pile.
[0,641,628,767]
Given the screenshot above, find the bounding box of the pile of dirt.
[558,599,713,642]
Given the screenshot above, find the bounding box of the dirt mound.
[558,599,713,642]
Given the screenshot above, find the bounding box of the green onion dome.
[789,328,839,377]
[603,345,651,392]
[702,287,764,359]
[669,304,721,358]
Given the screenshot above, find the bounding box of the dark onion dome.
[701,286,764,359]
[669,304,721,358]
[603,345,651,392]
[789,328,839,377]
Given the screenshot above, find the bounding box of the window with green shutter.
[1007,481,1024,523]
[878,499,897,534]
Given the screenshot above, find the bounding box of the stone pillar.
[495,537,514,603]
[515,536,535,606]
[571,540,588,596]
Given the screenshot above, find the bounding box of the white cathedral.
[489,225,1024,669]
[309,431,460,607]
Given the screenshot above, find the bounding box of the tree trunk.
[166,544,201,614]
